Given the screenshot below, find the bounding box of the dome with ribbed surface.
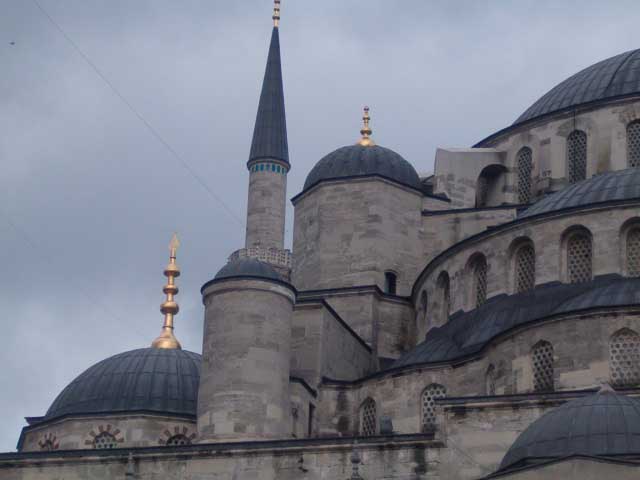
[214,257,282,281]
[303,145,421,192]
[516,48,640,125]
[499,390,640,472]
[520,167,640,218]
[45,348,201,420]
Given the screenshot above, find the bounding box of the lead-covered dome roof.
[499,390,640,472]
[520,167,640,219]
[45,348,201,420]
[303,145,422,192]
[214,257,283,281]
[516,48,640,125]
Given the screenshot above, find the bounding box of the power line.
[31,0,244,227]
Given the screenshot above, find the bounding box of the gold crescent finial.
[151,233,182,350]
[357,106,375,147]
[273,0,281,27]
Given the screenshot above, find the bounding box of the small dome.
[46,348,201,420]
[303,145,422,192]
[214,257,282,281]
[499,390,640,472]
[515,48,640,125]
[521,167,640,219]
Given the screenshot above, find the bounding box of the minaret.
[151,233,182,350]
[244,0,289,252]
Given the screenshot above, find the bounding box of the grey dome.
[46,348,201,420]
[394,275,640,368]
[516,48,640,125]
[303,145,421,192]
[499,390,640,472]
[520,167,640,219]
[214,257,282,281]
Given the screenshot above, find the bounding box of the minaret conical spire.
[151,233,182,350]
[248,0,289,166]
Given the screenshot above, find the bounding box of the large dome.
[520,167,640,219]
[303,145,421,192]
[45,348,201,420]
[499,390,640,472]
[516,48,640,125]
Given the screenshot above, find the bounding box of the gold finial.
[357,106,375,147]
[152,233,182,350]
[273,0,281,27]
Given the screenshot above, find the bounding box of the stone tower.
[197,1,295,443]
[237,0,290,274]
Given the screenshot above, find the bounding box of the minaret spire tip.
[151,233,182,350]
[357,106,375,147]
[273,0,281,27]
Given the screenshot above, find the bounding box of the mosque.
[3,1,640,479]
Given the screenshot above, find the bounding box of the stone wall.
[414,204,640,318]
[19,415,196,452]
[199,278,295,442]
[292,177,423,296]
[316,312,640,437]
[0,435,441,480]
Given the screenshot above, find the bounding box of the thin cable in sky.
[31,0,244,227]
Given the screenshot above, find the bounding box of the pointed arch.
[359,398,377,436]
[567,130,587,183]
[532,340,554,392]
[516,147,533,204]
[421,384,446,432]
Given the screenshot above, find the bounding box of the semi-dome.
[520,167,640,219]
[214,257,283,281]
[499,389,640,472]
[303,144,422,192]
[45,348,201,420]
[515,48,640,126]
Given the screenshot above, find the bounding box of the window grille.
[166,434,191,446]
[532,341,554,392]
[360,399,377,436]
[567,130,587,184]
[627,228,640,277]
[610,329,640,387]
[486,365,496,395]
[93,432,118,449]
[422,384,446,432]
[517,147,533,203]
[567,233,592,283]
[628,121,640,168]
[472,257,488,307]
[515,244,535,292]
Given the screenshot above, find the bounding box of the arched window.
[567,130,587,184]
[627,227,640,277]
[470,255,488,307]
[384,272,397,295]
[532,341,554,392]
[627,121,640,168]
[359,398,377,436]
[93,431,118,449]
[436,271,451,324]
[514,243,536,292]
[610,329,640,387]
[567,231,592,283]
[475,165,507,207]
[486,364,496,396]
[516,147,533,204]
[421,384,446,432]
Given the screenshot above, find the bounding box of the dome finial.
[273,0,281,27]
[357,106,375,147]
[152,233,182,350]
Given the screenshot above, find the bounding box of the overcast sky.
[1,0,639,452]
